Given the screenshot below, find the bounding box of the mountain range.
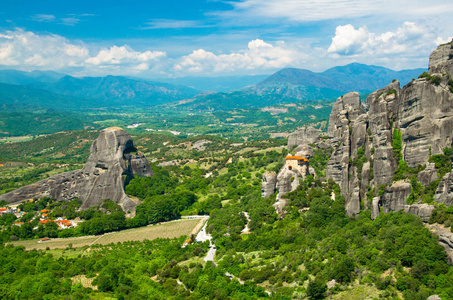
[0,63,425,111]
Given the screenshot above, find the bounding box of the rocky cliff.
[269,126,319,212]
[0,127,153,211]
[325,39,453,219]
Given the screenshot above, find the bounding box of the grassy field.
[9,218,203,250]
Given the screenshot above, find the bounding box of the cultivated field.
[9,218,205,250]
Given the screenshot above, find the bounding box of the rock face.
[326,40,453,219]
[434,172,453,206]
[0,127,153,211]
[325,92,366,217]
[287,126,320,150]
[427,223,453,264]
[261,172,277,198]
[429,39,453,75]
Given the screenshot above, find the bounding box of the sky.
[0,0,452,78]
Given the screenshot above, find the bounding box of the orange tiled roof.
[0,208,7,211]
[40,209,49,213]
[286,156,309,162]
[39,219,54,224]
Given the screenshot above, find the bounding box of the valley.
[0,30,452,300]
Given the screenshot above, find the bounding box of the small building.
[285,156,309,171]
[14,222,24,227]
[40,209,50,213]
[40,237,51,242]
[0,208,11,214]
[57,220,73,229]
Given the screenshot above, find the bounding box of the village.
[0,199,80,242]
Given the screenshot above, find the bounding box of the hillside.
[0,82,96,110]
[34,75,200,107]
[0,69,65,86]
[154,74,269,92]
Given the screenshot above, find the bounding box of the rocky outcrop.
[418,163,439,187]
[0,127,153,211]
[434,172,453,206]
[287,126,320,150]
[192,139,212,151]
[326,92,366,217]
[428,39,453,76]
[261,172,277,198]
[398,78,453,168]
[405,203,435,222]
[381,183,411,214]
[325,41,453,219]
[426,223,453,264]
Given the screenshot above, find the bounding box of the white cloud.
[31,14,56,22]
[30,13,93,26]
[85,45,165,66]
[142,19,211,29]
[227,0,453,22]
[328,22,440,57]
[0,29,89,68]
[0,29,167,76]
[173,39,303,74]
[61,17,80,26]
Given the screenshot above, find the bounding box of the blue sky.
[1,0,452,78]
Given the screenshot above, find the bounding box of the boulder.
[418,163,439,187]
[405,203,435,222]
[0,127,153,212]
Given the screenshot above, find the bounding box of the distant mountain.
[178,63,426,111]
[34,75,200,107]
[249,63,425,99]
[0,82,96,110]
[153,75,269,92]
[321,63,425,91]
[0,69,65,86]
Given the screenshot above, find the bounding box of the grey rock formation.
[435,172,453,206]
[367,81,400,185]
[429,39,453,75]
[287,126,320,150]
[418,163,439,187]
[192,139,212,151]
[326,92,366,217]
[276,167,305,198]
[371,197,380,220]
[427,223,453,265]
[325,41,453,220]
[405,203,435,222]
[381,183,411,214]
[0,127,153,211]
[427,295,442,300]
[261,172,277,198]
[399,79,453,168]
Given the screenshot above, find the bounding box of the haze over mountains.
[0,63,425,111]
